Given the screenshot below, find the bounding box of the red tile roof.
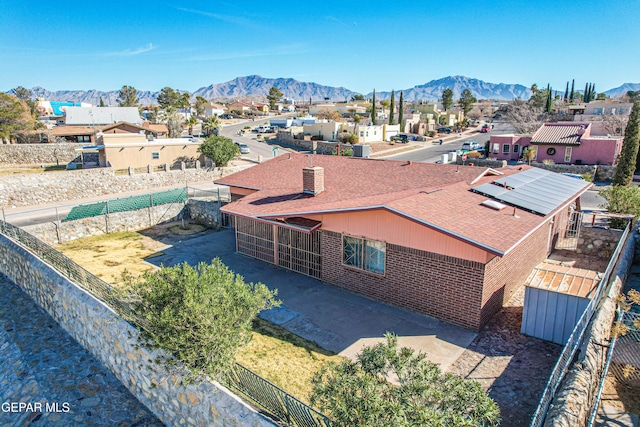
[531,123,591,145]
[216,154,589,255]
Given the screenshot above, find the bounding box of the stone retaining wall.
[544,227,637,427]
[22,202,187,244]
[530,163,616,182]
[187,199,224,227]
[576,227,624,260]
[275,133,337,154]
[0,233,277,427]
[0,143,82,165]
[0,165,251,208]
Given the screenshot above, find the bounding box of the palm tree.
[202,115,220,137]
[186,115,198,136]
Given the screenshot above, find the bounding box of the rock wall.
[0,233,277,427]
[187,199,225,227]
[275,133,337,154]
[0,143,82,165]
[544,227,637,427]
[22,203,187,244]
[576,227,624,260]
[530,163,616,182]
[0,165,251,208]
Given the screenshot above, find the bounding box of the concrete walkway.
[0,275,163,427]
[144,229,476,370]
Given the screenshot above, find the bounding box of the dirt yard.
[449,286,562,427]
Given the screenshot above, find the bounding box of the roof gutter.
[223,204,505,256]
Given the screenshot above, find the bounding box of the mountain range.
[17,76,638,106]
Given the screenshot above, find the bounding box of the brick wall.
[321,230,486,330]
[480,218,553,328]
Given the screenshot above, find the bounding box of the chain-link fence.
[0,220,331,427]
[609,311,640,387]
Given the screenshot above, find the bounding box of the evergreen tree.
[614,101,640,186]
[584,83,589,102]
[441,88,453,111]
[458,89,477,117]
[591,84,596,101]
[545,84,553,113]
[398,92,404,131]
[564,81,569,101]
[117,85,139,107]
[570,79,575,102]
[389,90,395,125]
[371,89,376,125]
[99,97,105,107]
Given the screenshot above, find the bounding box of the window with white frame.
[593,108,603,115]
[343,235,385,274]
[564,147,572,163]
[502,144,510,154]
[492,143,499,154]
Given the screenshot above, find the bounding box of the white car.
[235,142,250,154]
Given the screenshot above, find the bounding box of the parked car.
[235,142,250,154]
[437,127,452,134]
[461,141,480,151]
[390,134,409,143]
[220,114,234,119]
[480,124,491,133]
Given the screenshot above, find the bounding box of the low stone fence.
[0,143,83,165]
[22,202,187,245]
[275,132,337,154]
[530,163,616,182]
[0,165,251,209]
[0,233,277,427]
[187,199,225,228]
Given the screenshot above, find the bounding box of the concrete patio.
[143,228,477,371]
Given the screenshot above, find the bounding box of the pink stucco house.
[490,123,623,165]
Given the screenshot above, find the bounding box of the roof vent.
[481,200,507,210]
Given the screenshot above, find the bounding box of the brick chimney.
[303,166,324,195]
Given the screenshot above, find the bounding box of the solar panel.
[471,183,509,198]
[471,168,590,215]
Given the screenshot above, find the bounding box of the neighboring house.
[309,102,369,116]
[96,133,202,169]
[228,102,252,115]
[215,154,590,331]
[270,116,316,128]
[570,101,633,121]
[45,121,167,143]
[64,107,142,126]
[490,123,623,165]
[205,104,227,118]
[413,103,463,126]
[300,122,397,142]
[36,100,91,117]
[228,101,268,115]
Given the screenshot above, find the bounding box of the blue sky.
[1,0,637,94]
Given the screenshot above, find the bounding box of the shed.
[521,263,602,344]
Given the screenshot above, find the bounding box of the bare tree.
[601,114,629,136]
[503,100,545,133]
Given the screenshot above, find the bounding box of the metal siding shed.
[521,264,600,345]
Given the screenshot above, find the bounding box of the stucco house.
[490,123,623,165]
[96,133,203,169]
[215,154,590,331]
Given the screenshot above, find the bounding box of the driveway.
[145,229,476,371]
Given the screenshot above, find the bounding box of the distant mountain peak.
[18,75,633,106]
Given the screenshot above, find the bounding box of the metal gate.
[236,217,274,263]
[235,217,322,278]
[555,210,583,250]
[277,227,322,279]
